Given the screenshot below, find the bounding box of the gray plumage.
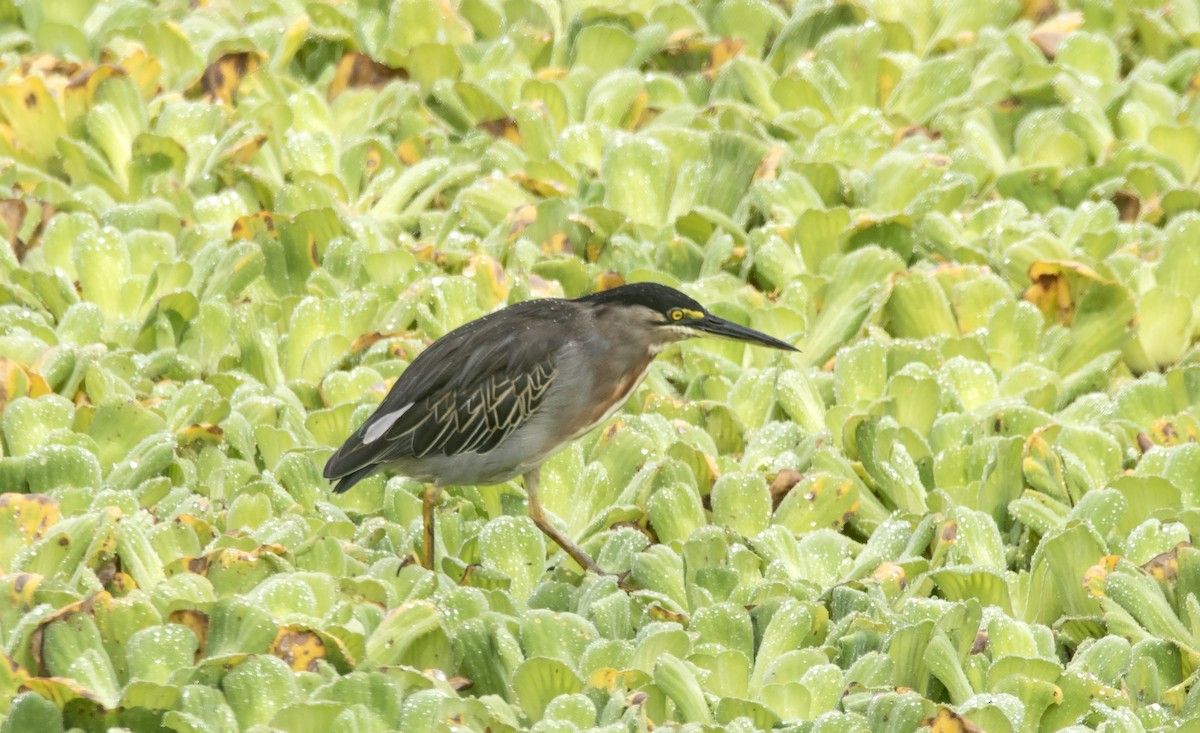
[323,282,797,576]
[326,296,642,490]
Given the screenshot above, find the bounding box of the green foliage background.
[2,0,1200,730]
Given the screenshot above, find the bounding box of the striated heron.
[324,282,797,577]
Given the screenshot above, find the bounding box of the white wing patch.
[363,402,412,444]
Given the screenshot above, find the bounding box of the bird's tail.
[331,464,377,494]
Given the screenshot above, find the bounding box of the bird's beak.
[692,314,799,352]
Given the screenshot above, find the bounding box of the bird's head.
[579,282,798,353]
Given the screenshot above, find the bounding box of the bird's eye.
[668,308,685,321]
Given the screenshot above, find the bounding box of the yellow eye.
[668,309,685,321]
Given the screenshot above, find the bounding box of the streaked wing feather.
[410,363,558,457]
[323,299,572,483]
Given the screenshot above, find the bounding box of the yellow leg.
[523,469,609,578]
[422,483,444,570]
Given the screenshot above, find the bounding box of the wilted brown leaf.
[271,627,325,672]
[1142,542,1187,582]
[1023,260,1108,325]
[169,609,210,660]
[194,51,262,105]
[921,708,984,732]
[328,52,408,100]
[512,171,568,198]
[477,118,522,144]
[231,211,282,241]
[769,469,802,509]
[1111,190,1140,222]
[0,199,28,260]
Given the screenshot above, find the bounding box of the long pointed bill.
[693,314,798,351]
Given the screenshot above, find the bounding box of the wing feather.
[323,298,573,488]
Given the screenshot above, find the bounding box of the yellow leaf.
[106,571,137,594]
[348,331,402,355]
[19,677,105,707]
[464,253,510,303]
[119,50,164,99]
[364,142,384,178]
[665,28,704,51]
[397,139,423,165]
[0,493,61,544]
[0,357,50,412]
[541,232,572,255]
[1083,555,1120,598]
[622,90,650,131]
[921,707,984,732]
[0,199,31,262]
[588,667,622,692]
[63,64,126,121]
[506,204,538,242]
[1023,260,1109,325]
[231,211,282,241]
[512,171,568,198]
[169,609,209,658]
[5,573,42,609]
[271,626,326,672]
[0,75,67,163]
[1,651,30,689]
[647,604,688,623]
[706,38,745,78]
[595,271,626,292]
[176,514,215,546]
[176,423,225,444]
[220,133,268,165]
[1149,417,1194,447]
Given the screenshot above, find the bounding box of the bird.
[323,282,797,578]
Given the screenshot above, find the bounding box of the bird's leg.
[523,468,610,577]
[422,483,444,570]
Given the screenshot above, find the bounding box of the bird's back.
[323,298,579,491]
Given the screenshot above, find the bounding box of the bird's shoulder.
[393,297,577,401]
[325,298,580,479]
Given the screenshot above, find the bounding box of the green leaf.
[655,653,712,723]
[479,515,545,602]
[364,600,446,668]
[221,656,299,729]
[87,400,168,473]
[601,134,670,226]
[513,657,582,722]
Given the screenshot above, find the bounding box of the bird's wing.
[323,301,569,487]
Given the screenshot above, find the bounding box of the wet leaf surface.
[1,1,1200,730]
